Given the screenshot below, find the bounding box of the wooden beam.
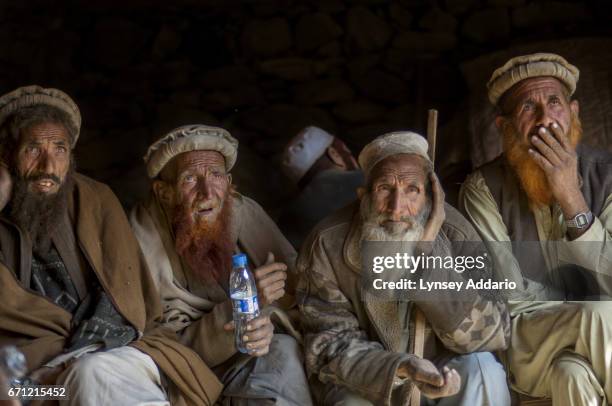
[410,109,438,406]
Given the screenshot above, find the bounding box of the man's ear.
[570,99,579,116]
[153,179,175,209]
[227,173,233,185]
[327,146,347,169]
[495,116,505,130]
[357,186,366,200]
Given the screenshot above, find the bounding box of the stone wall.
[1,0,610,210]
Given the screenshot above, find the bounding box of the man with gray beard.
[298,132,511,406]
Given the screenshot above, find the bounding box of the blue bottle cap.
[232,253,248,268]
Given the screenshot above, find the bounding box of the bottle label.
[233,296,259,314]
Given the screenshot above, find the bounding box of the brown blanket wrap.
[0,173,222,405]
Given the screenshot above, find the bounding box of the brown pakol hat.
[144,124,238,179]
[487,53,579,106]
[0,85,81,146]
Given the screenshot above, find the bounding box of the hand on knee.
[397,357,461,400]
[416,367,461,400]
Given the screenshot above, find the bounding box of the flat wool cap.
[144,124,238,178]
[281,126,334,183]
[487,53,579,105]
[0,85,82,146]
[358,131,431,178]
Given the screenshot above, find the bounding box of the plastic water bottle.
[230,253,260,353]
[0,345,27,385]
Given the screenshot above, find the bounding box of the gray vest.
[480,144,612,297]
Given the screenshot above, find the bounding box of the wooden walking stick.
[427,109,438,167]
[410,109,438,406]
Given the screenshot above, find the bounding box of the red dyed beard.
[502,111,583,207]
[173,193,234,285]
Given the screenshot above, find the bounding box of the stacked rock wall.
[1,0,609,209]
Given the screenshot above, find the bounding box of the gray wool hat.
[144,124,238,178]
[358,131,431,178]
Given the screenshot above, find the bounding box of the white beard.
[361,222,424,242]
[359,192,427,243]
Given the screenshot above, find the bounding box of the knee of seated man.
[551,357,593,387]
[449,352,506,383]
[576,302,612,321]
[255,333,305,377]
[61,350,120,385]
[268,334,302,364]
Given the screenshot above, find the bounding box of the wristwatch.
[565,211,593,229]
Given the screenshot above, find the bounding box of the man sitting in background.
[279,126,362,249]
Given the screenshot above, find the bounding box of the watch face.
[576,213,588,227]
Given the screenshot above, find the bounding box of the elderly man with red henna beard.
[130,124,312,406]
[460,53,612,405]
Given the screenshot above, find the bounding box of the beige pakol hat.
[358,131,431,178]
[281,126,334,183]
[144,124,238,178]
[0,85,82,146]
[487,52,580,105]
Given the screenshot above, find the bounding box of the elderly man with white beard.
[297,131,512,406]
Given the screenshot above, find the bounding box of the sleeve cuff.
[560,217,605,267]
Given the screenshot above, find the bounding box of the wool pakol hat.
[358,131,430,178]
[144,124,238,178]
[0,85,82,146]
[487,52,580,105]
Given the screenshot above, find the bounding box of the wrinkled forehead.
[370,153,428,183]
[19,121,70,144]
[502,77,568,108]
[175,150,226,173]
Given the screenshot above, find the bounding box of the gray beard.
[359,192,430,243]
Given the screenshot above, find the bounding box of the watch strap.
[566,211,593,229]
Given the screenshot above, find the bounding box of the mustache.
[528,124,548,137]
[193,199,221,211]
[376,203,432,228]
[381,215,421,224]
[360,191,432,231]
[25,173,62,184]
